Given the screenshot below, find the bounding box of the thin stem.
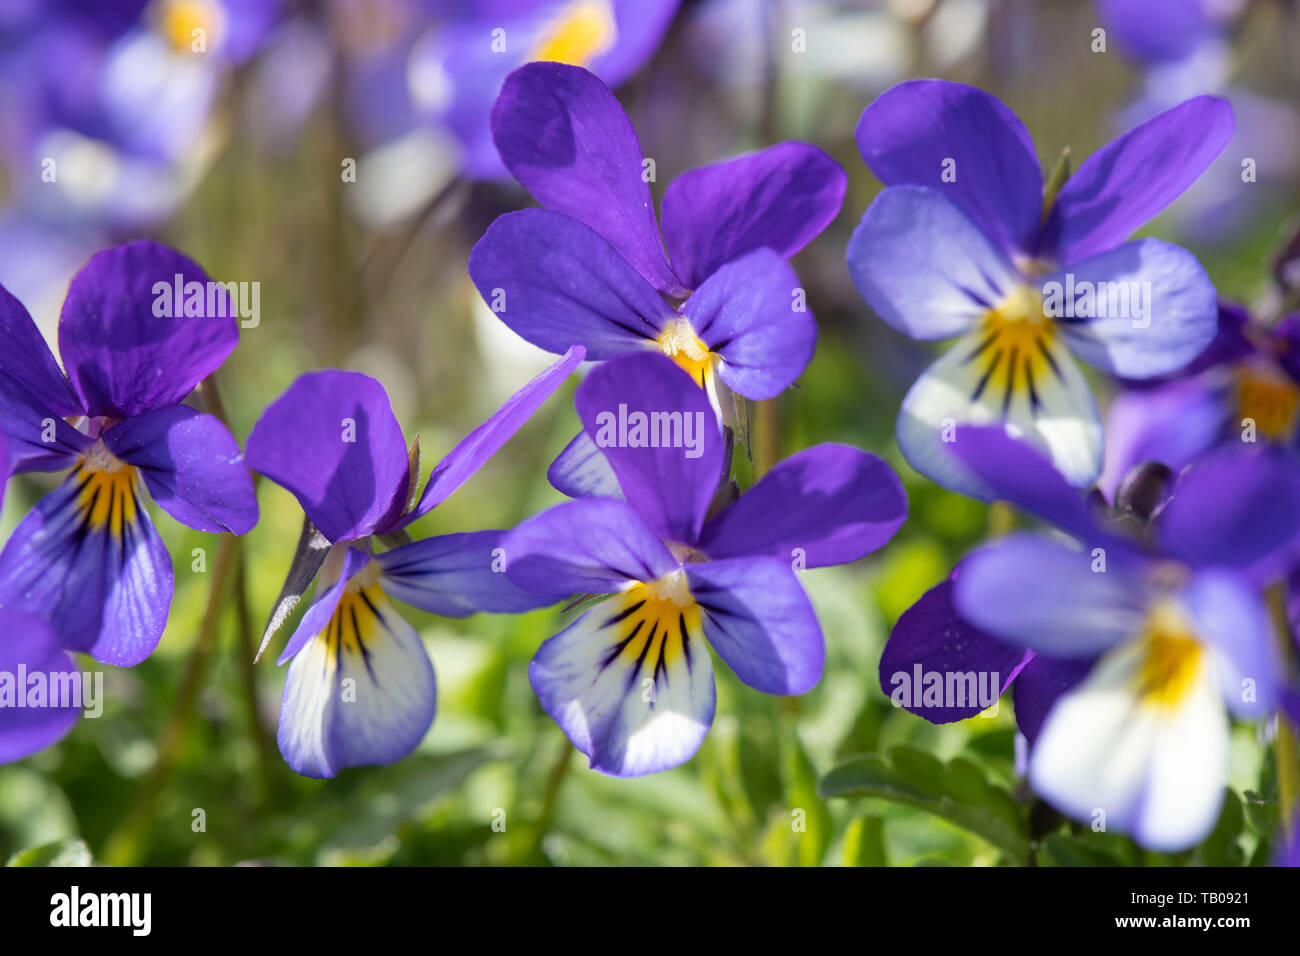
[101,533,238,866]
[233,545,280,804]
[1266,583,1300,832]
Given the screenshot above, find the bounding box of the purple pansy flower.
[469,62,843,423]
[846,80,1228,497]
[244,347,583,778]
[890,426,1300,850]
[0,240,258,667]
[413,0,682,178]
[502,353,907,776]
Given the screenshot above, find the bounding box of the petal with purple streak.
[847,186,1020,342]
[490,62,681,294]
[529,583,716,776]
[103,404,258,535]
[660,142,846,290]
[377,530,563,617]
[699,444,906,568]
[574,354,723,544]
[468,209,671,358]
[681,248,817,400]
[0,462,173,666]
[685,556,823,695]
[856,80,1043,258]
[503,497,679,596]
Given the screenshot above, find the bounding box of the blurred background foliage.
[2,0,1298,866]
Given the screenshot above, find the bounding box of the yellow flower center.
[1234,363,1300,441]
[600,571,702,675]
[530,0,617,65]
[964,285,1061,411]
[320,561,391,661]
[154,0,225,54]
[1134,601,1204,710]
[75,442,140,536]
[656,317,714,387]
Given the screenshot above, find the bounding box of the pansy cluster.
[1,58,1298,864]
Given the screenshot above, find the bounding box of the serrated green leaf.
[819,745,1029,862]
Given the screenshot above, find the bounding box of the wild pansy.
[0,240,258,666]
[846,80,1228,497]
[502,354,907,776]
[244,347,583,778]
[413,0,682,178]
[469,62,843,425]
[906,427,1300,850]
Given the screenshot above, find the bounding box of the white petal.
[530,580,716,776]
[278,576,436,778]
[897,324,1102,496]
[1029,638,1228,852]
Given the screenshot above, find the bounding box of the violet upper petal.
[699,444,906,568]
[58,241,240,418]
[1156,445,1300,583]
[469,209,671,358]
[0,281,82,417]
[855,79,1043,258]
[103,404,259,535]
[660,141,846,290]
[1041,95,1234,264]
[246,370,409,544]
[491,62,681,294]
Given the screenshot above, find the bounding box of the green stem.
[1266,583,1300,832]
[233,545,280,805]
[101,533,238,866]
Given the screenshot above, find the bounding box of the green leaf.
[7,839,92,867]
[819,746,1029,862]
[843,816,888,867]
[1192,790,1245,866]
[1038,834,1124,867]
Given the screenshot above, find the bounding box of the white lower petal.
[1029,637,1228,852]
[530,577,716,776]
[897,324,1102,497]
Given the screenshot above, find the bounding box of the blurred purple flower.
[886,426,1300,850]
